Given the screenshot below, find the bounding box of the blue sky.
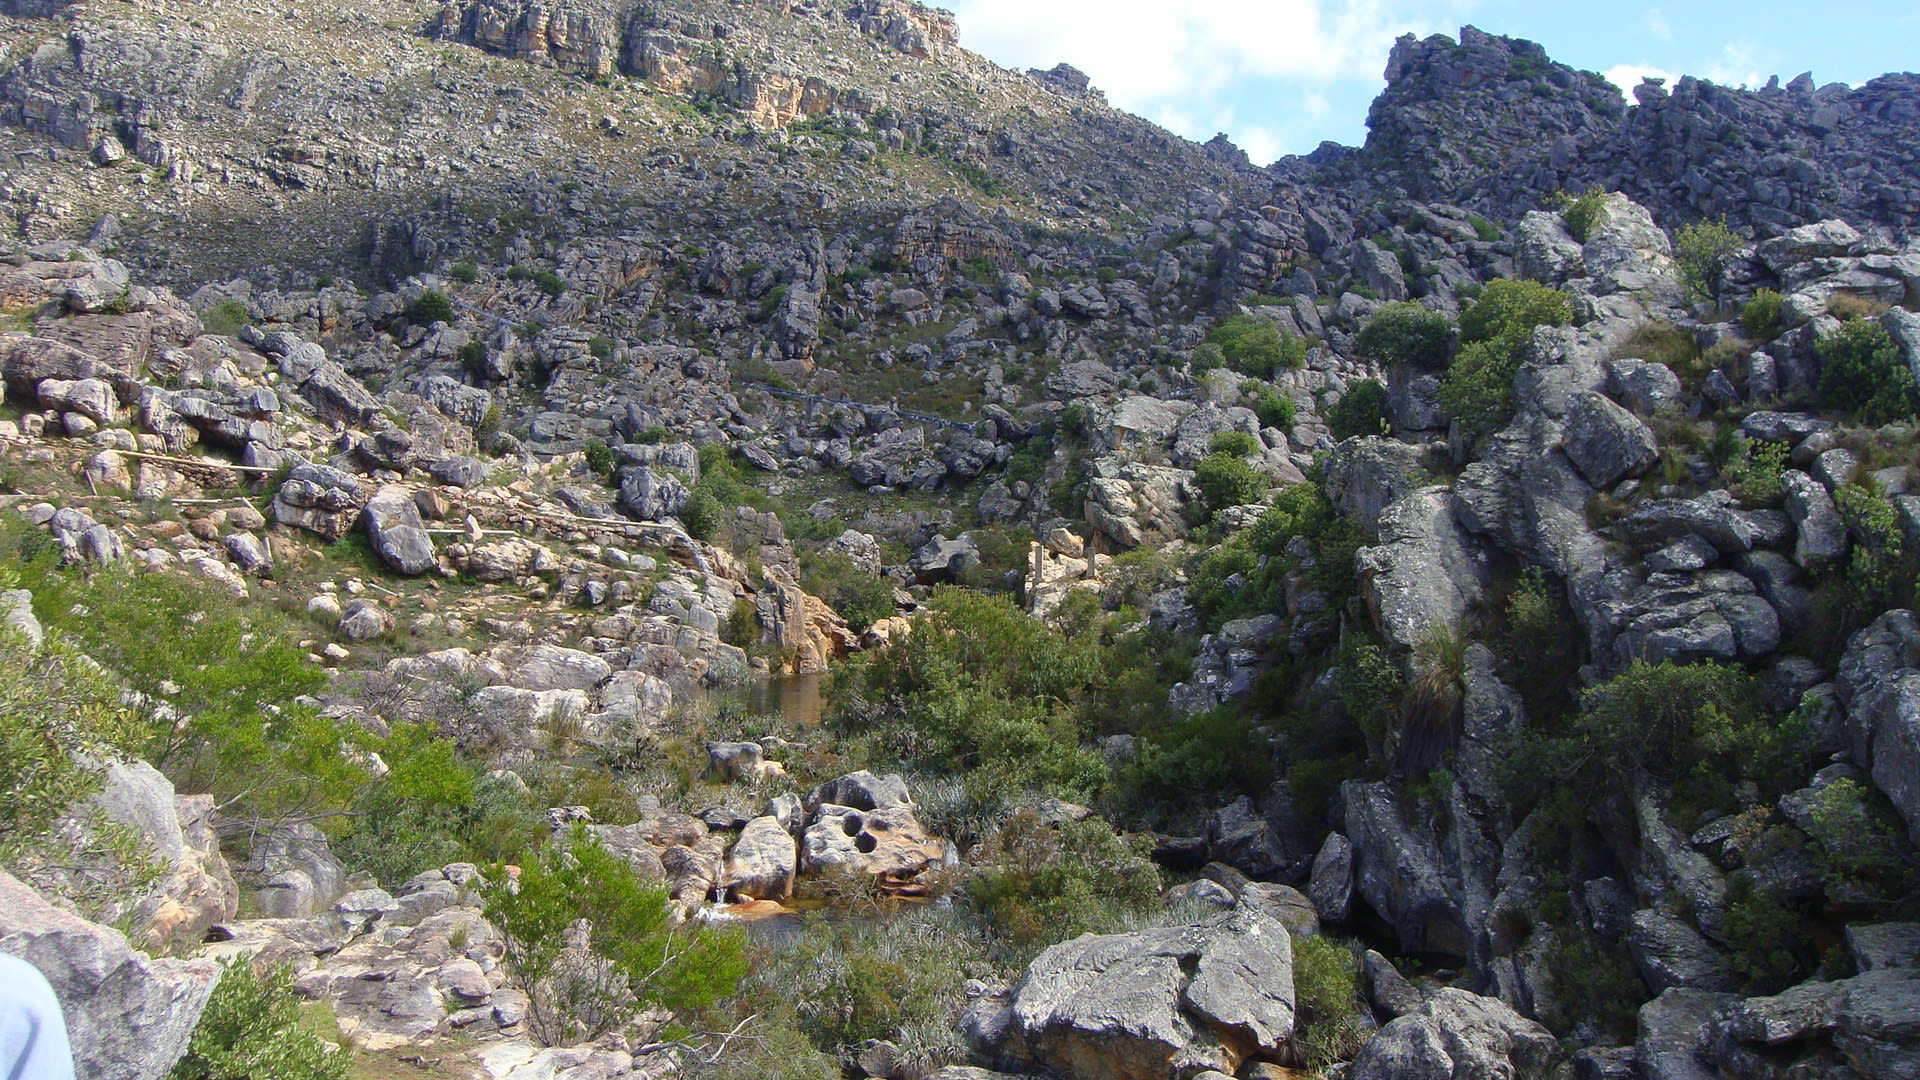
[943,1,1920,164]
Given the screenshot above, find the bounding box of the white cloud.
[945,0,1467,152]
[1701,42,1765,89]
[1603,63,1675,93]
[1644,7,1673,41]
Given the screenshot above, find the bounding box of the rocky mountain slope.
[3,3,1920,1080]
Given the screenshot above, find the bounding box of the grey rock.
[1323,438,1424,530]
[724,816,797,902]
[1349,988,1557,1080]
[807,770,913,812]
[1355,487,1491,658]
[1206,796,1290,879]
[1608,358,1684,415]
[618,466,690,521]
[1848,923,1920,972]
[1363,950,1422,1019]
[1564,390,1657,488]
[1637,988,1738,1080]
[1741,411,1834,444]
[364,485,436,576]
[974,907,1295,1080]
[1306,832,1354,924]
[0,869,220,1080]
[1628,908,1738,992]
[337,599,392,642]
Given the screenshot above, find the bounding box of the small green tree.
[1193,452,1267,518]
[1817,319,1918,425]
[1456,278,1576,345]
[1326,379,1391,441]
[486,830,747,1046]
[1354,302,1454,371]
[1206,429,1260,458]
[1674,218,1742,310]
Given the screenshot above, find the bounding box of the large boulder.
[1563,391,1656,489]
[364,484,437,576]
[0,869,220,1080]
[271,463,367,541]
[968,906,1296,1080]
[1349,988,1557,1080]
[1835,611,1920,844]
[1355,487,1491,658]
[724,816,797,902]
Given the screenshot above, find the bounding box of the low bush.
[1674,217,1742,309]
[1207,429,1261,458]
[1441,279,1575,450]
[964,810,1161,958]
[1557,188,1608,243]
[448,261,480,284]
[405,290,455,326]
[198,299,250,337]
[1327,379,1390,441]
[799,550,894,635]
[169,961,346,1080]
[486,828,747,1046]
[1253,389,1297,431]
[1741,289,1784,340]
[1354,301,1453,370]
[1193,453,1267,519]
[1817,319,1918,425]
[1206,315,1307,377]
[1290,935,1367,1068]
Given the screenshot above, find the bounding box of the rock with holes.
[801,805,945,880]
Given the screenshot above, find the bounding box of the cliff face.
[1335,25,1920,235]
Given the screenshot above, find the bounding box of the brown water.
[739,671,826,727]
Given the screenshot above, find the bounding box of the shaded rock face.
[968,906,1296,1080]
[0,869,220,1080]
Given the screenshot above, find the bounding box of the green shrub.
[459,339,490,380]
[25,562,351,832]
[1675,217,1742,309]
[1193,452,1267,518]
[335,767,543,889]
[1206,429,1260,457]
[1817,319,1918,425]
[448,261,480,284]
[507,264,532,282]
[1557,188,1608,243]
[1189,342,1226,375]
[1114,706,1274,820]
[832,589,1107,799]
[1206,315,1307,377]
[531,269,567,298]
[1469,214,1501,242]
[169,962,346,1080]
[1327,379,1391,441]
[1722,439,1788,507]
[1004,441,1048,485]
[588,335,616,361]
[1741,289,1784,340]
[1722,874,1808,993]
[1253,390,1296,431]
[1441,279,1575,450]
[583,438,616,480]
[406,290,455,326]
[1457,278,1575,346]
[965,810,1161,957]
[198,299,250,337]
[486,828,747,1045]
[1354,302,1453,371]
[799,550,895,635]
[1185,481,1362,632]
[1290,935,1367,1068]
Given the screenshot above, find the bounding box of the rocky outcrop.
[966,906,1296,1080]
[1349,989,1556,1080]
[0,869,220,1080]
